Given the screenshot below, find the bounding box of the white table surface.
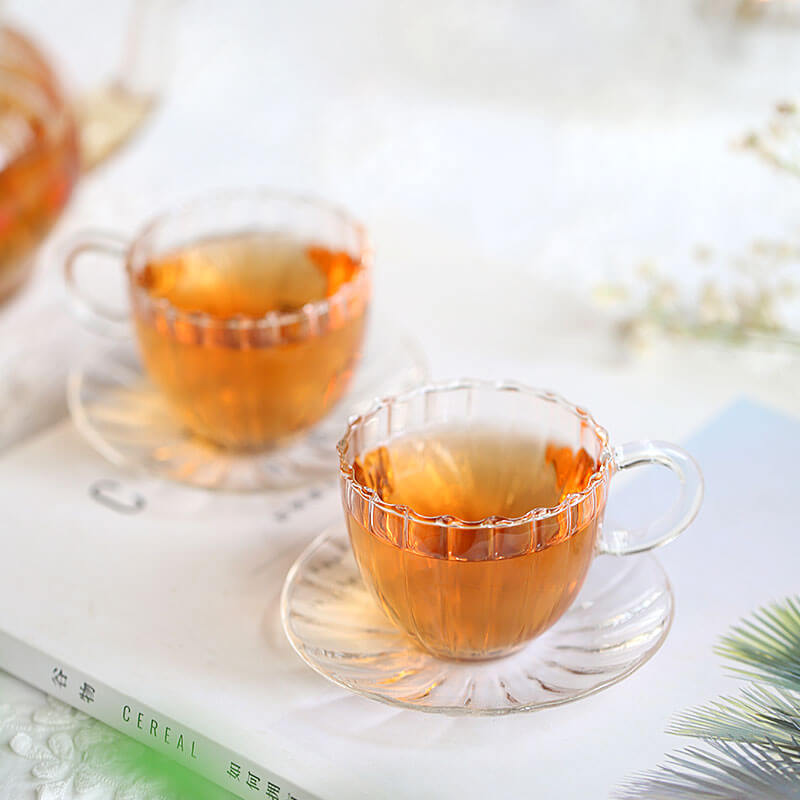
[1,1,799,798]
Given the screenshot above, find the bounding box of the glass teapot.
[0,2,170,302]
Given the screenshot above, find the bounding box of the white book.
[0,400,798,799]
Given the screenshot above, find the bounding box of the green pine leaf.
[616,597,800,799]
[669,686,800,746]
[616,741,800,799]
[716,598,800,692]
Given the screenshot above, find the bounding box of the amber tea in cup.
[351,428,600,659]
[338,382,703,660]
[65,191,371,449]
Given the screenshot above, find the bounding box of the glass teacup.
[338,381,703,661]
[64,190,371,449]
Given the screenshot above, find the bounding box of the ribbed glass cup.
[338,380,703,662]
[338,382,612,660]
[65,190,372,450]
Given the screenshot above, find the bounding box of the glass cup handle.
[63,231,131,338]
[597,440,704,556]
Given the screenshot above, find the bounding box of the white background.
[1,1,800,797]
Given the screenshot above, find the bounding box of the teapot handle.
[74,0,178,170]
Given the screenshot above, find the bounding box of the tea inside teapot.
[0,27,79,302]
[0,5,166,303]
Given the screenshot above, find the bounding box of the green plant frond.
[616,597,800,798]
[615,741,800,800]
[669,685,800,746]
[715,597,800,691]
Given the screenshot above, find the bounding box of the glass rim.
[125,187,372,331]
[337,379,614,530]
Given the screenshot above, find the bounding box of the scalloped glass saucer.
[281,525,674,715]
[68,330,428,490]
